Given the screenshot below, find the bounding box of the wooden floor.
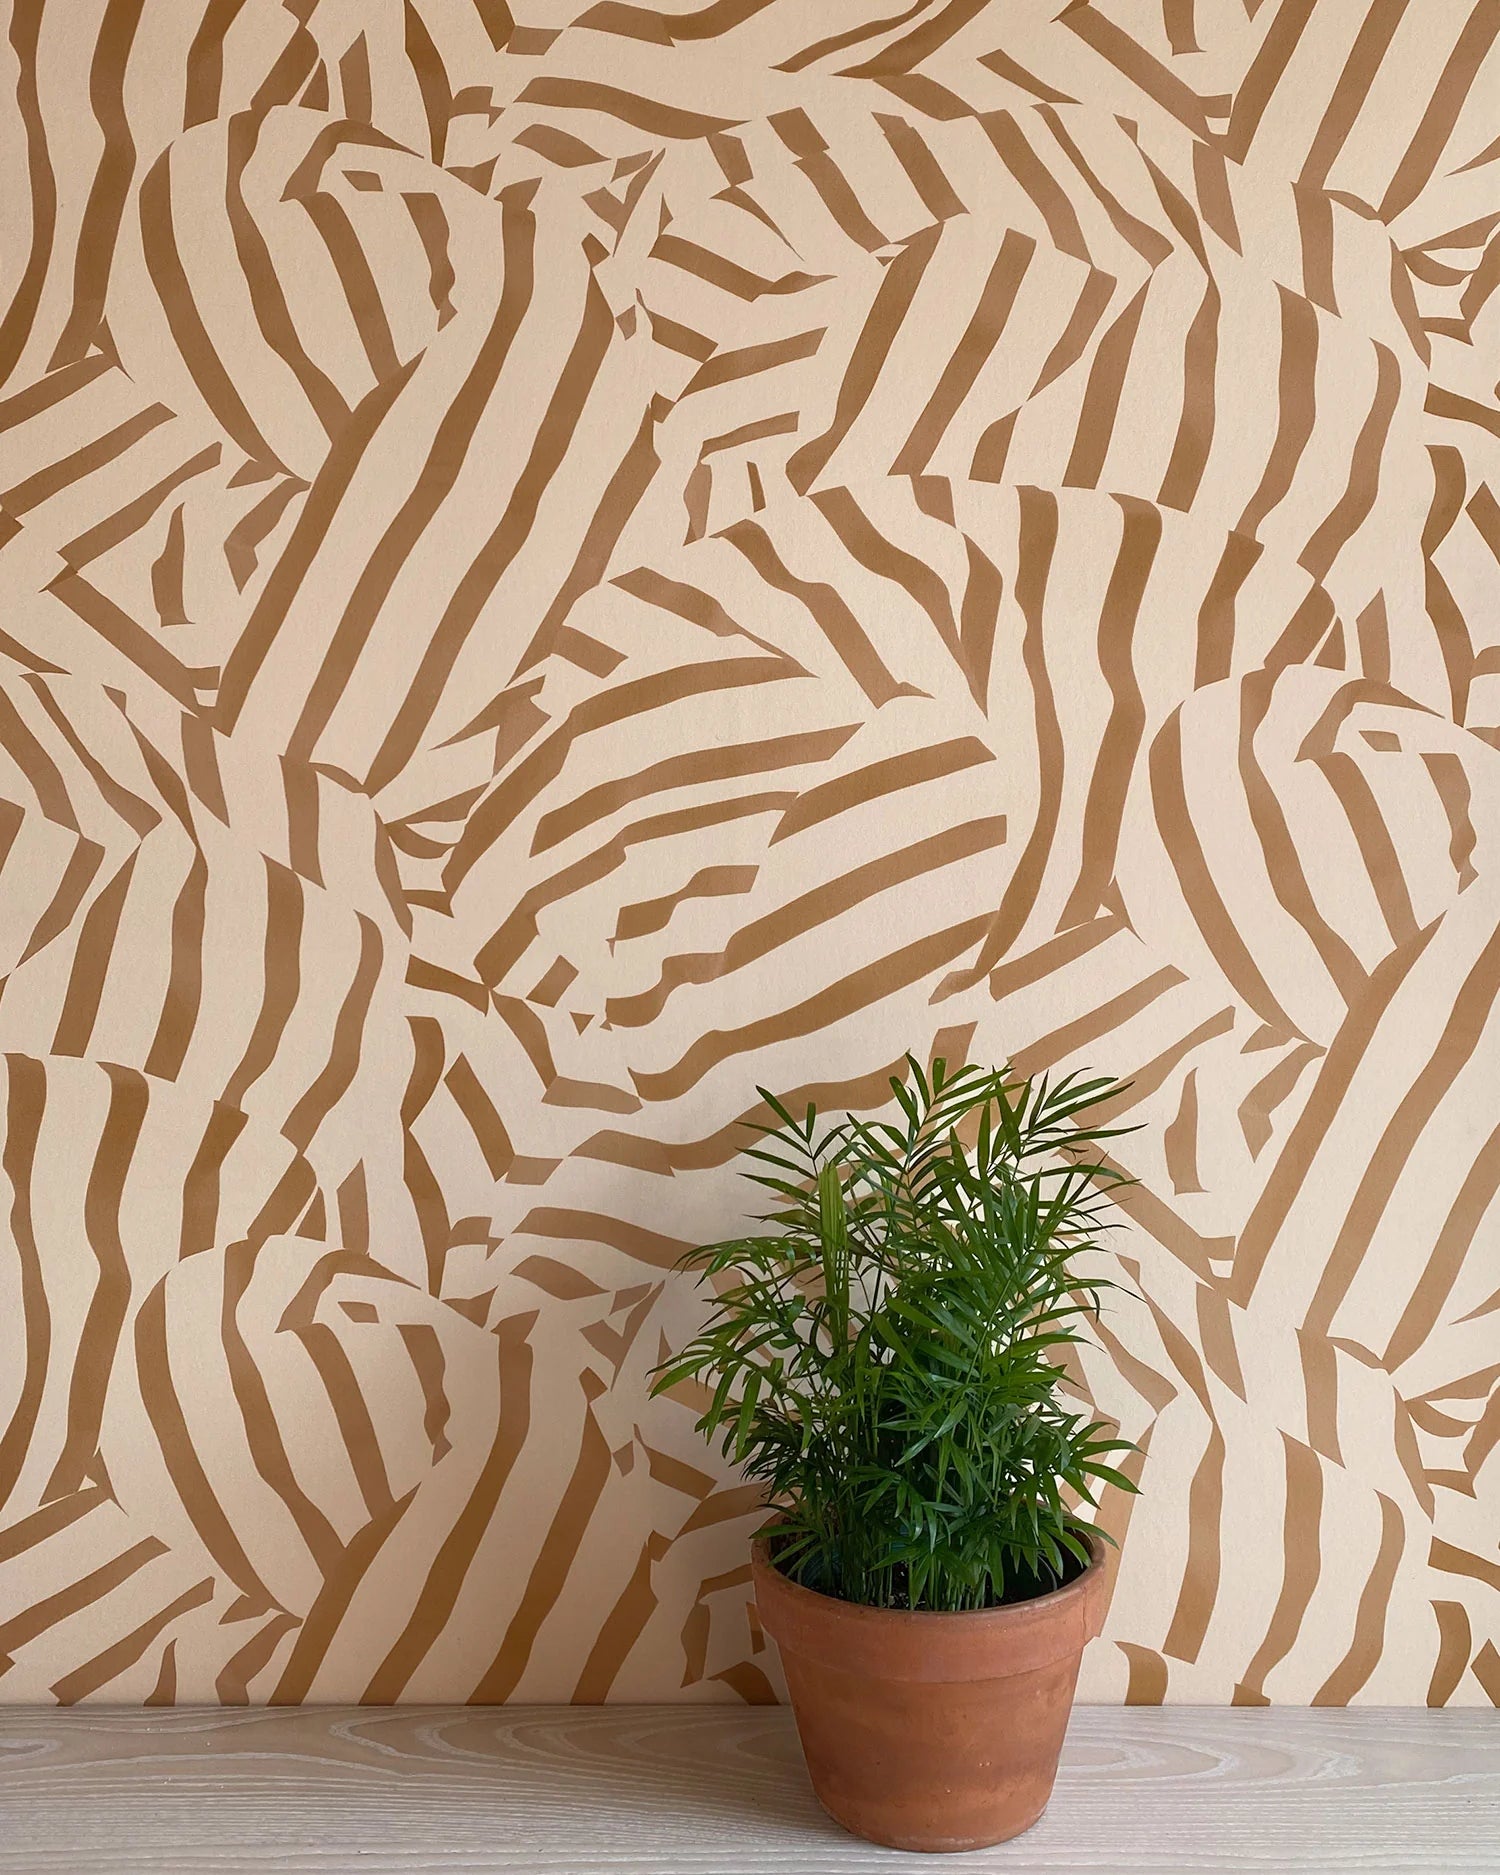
[0,1705,1493,1872]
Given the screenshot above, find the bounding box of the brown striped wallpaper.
[0,0,1498,1708]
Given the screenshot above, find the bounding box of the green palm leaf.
[650,1053,1141,1611]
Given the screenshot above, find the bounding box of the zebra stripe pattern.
[0,0,1497,1705]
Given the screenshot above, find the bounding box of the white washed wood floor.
[0,1705,1494,1873]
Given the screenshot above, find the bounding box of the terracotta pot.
[751,1533,1108,1853]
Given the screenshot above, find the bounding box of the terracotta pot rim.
[750,1524,1107,1627]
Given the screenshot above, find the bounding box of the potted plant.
[651,1056,1138,1853]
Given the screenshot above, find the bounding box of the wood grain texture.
[0,1705,1494,1873]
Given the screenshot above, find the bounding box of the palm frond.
[650,1055,1141,1610]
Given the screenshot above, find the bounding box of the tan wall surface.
[0,0,1497,1707]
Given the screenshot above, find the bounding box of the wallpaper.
[0,0,1498,1709]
